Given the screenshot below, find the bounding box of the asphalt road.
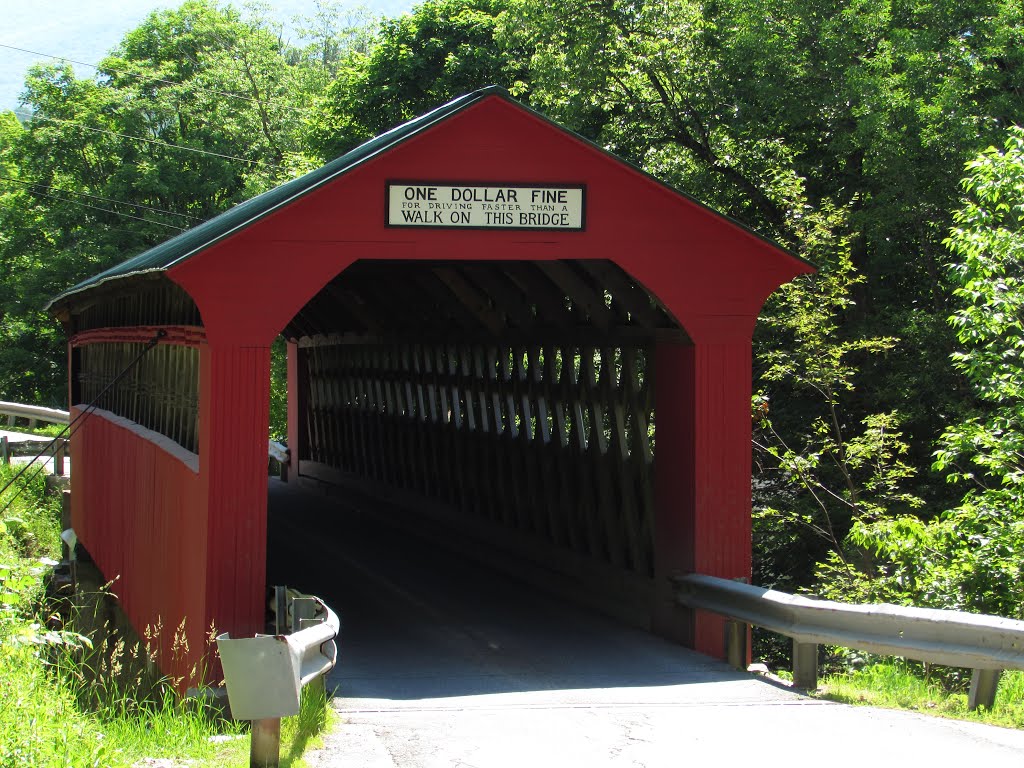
[266,480,1024,767]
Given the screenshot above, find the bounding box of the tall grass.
[0,463,251,766]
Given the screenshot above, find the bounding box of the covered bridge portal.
[49,89,810,684]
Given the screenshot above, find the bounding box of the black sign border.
[385,181,588,232]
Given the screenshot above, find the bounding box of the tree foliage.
[305,0,520,160]
[504,0,1024,602]
[0,0,370,404]
[816,128,1024,617]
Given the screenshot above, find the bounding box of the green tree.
[504,0,1024,590]
[817,128,1024,617]
[305,0,523,160]
[0,0,349,405]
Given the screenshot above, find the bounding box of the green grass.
[0,464,332,767]
[816,662,1024,729]
[1,422,66,438]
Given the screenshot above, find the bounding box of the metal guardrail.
[674,573,1024,710]
[0,401,70,428]
[217,588,339,768]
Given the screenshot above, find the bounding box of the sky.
[0,0,414,114]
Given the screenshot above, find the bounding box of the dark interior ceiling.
[283,259,686,345]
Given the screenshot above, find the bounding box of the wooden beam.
[535,261,612,331]
[431,267,506,336]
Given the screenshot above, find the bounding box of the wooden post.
[285,341,303,485]
[652,335,755,659]
[198,343,272,649]
[54,440,65,477]
[969,669,1001,711]
[250,718,281,768]
[792,640,818,690]
[60,491,72,560]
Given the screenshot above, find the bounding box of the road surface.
[266,480,1024,767]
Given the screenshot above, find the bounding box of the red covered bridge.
[48,88,811,683]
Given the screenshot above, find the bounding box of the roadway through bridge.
[266,480,1024,767]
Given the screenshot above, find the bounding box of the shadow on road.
[266,479,746,705]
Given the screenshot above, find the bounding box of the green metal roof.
[47,86,505,310]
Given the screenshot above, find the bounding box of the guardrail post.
[969,669,1001,711]
[250,718,281,767]
[294,597,326,700]
[54,440,65,476]
[725,620,747,670]
[274,585,288,635]
[218,589,339,768]
[792,640,818,690]
[1,436,8,466]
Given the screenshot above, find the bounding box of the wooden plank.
[502,263,574,330]
[575,260,664,330]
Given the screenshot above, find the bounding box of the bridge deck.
[268,479,788,708]
[267,480,1024,766]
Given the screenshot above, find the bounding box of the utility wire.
[12,184,185,231]
[0,174,201,222]
[0,331,167,516]
[31,114,284,169]
[0,42,274,108]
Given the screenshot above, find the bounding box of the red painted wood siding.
[168,96,810,348]
[70,406,207,686]
[198,344,271,645]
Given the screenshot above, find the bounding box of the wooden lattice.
[302,340,654,576]
[76,342,200,454]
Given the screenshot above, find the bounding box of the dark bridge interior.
[278,258,687,623]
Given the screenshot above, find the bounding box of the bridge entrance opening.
[268,258,685,631]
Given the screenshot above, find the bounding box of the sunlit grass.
[816,662,1024,730]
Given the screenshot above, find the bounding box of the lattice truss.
[304,341,655,577]
[76,342,200,454]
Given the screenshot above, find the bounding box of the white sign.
[387,183,585,230]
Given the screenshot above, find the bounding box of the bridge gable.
[161,91,809,345]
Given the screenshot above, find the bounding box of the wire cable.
[0,174,201,223]
[0,330,167,516]
[31,114,284,169]
[11,184,186,231]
